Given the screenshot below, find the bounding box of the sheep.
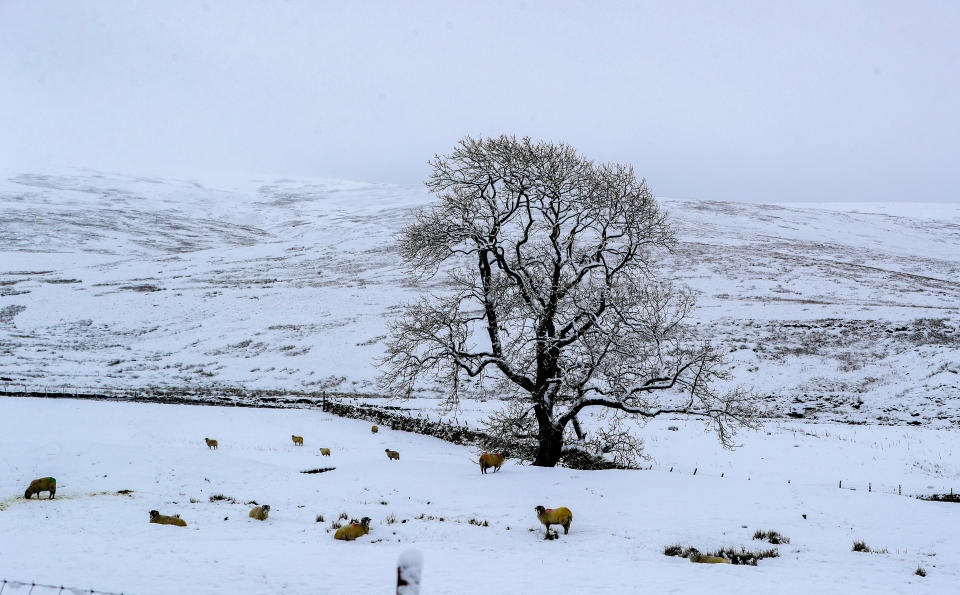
[24,477,56,499]
[385,449,400,461]
[334,517,371,541]
[320,448,331,456]
[204,437,218,450]
[534,505,572,537]
[149,510,187,527]
[689,553,731,564]
[371,425,379,434]
[479,453,506,474]
[249,504,270,521]
[291,435,304,446]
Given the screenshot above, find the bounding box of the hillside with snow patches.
[1,169,959,426]
[3,170,960,594]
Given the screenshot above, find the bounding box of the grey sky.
[2,1,957,203]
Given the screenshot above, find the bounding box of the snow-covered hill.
[1,169,958,425]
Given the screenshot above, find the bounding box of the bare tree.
[381,135,756,467]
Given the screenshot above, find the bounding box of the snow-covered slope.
[1,170,958,425]
[1,397,956,594]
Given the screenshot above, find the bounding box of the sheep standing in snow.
[292,435,304,446]
[479,453,505,474]
[385,449,400,461]
[320,447,331,456]
[534,505,572,537]
[24,477,56,499]
[204,438,218,449]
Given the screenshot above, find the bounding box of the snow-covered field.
[2,169,959,593]
[1,170,959,427]
[2,397,958,594]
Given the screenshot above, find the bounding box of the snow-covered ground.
[2,170,958,593]
[1,169,958,427]
[1,397,957,594]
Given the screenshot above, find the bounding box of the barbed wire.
[0,578,125,595]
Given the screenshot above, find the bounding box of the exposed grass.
[753,529,790,544]
[315,514,325,523]
[915,566,927,577]
[664,543,780,566]
[852,540,888,554]
[209,494,238,504]
[664,544,694,558]
[713,546,780,565]
[300,467,336,474]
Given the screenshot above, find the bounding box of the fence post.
[397,548,423,595]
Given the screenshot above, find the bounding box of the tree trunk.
[533,418,565,467]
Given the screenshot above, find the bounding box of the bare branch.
[380,135,758,467]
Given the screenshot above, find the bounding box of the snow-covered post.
[397,548,423,595]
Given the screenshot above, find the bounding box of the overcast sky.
[1,1,957,203]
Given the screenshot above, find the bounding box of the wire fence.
[636,461,957,500]
[0,578,125,595]
[2,547,426,594]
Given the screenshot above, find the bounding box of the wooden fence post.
[397,548,423,595]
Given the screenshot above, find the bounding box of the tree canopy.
[381,135,756,467]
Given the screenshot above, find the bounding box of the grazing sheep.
[204,438,218,450]
[371,425,379,434]
[24,477,56,499]
[320,448,331,456]
[689,553,731,564]
[249,504,270,521]
[149,510,187,527]
[534,505,572,537]
[479,453,506,474]
[385,449,400,461]
[334,517,371,541]
[291,435,304,446]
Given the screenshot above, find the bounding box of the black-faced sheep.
[320,448,331,456]
[204,437,218,449]
[292,435,304,446]
[149,510,187,527]
[249,504,270,521]
[24,477,56,499]
[479,453,505,474]
[334,517,371,541]
[385,449,400,461]
[534,505,572,537]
